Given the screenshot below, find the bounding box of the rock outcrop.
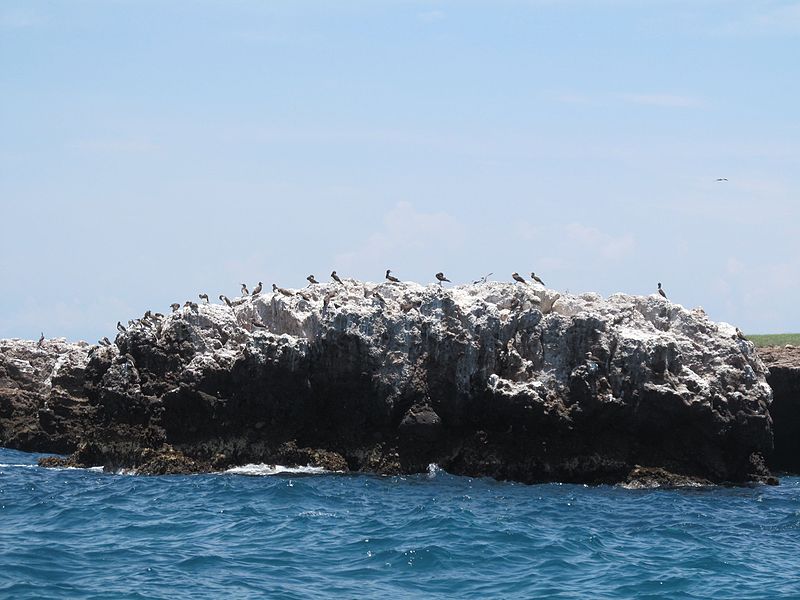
[757,345,800,473]
[0,281,776,484]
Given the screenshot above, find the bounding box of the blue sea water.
[1,448,799,599]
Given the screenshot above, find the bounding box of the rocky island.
[0,280,781,485]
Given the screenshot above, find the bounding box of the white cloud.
[418,10,445,24]
[334,202,466,278]
[617,93,705,108]
[565,223,635,260]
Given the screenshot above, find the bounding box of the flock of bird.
[32,271,671,348]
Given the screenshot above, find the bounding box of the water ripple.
[1,448,800,598]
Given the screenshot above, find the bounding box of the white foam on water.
[224,463,330,476]
[0,463,37,469]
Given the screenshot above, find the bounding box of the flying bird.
[473,272,493,285]
[435,272,451,286]
[657,282,667,299]
[512,272,527,284]
[715,178,728,182]
[385,269,400,283]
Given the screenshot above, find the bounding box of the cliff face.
[757,346,800,473]
[0,281,775,484]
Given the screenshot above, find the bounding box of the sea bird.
[530,272,545,286]
[170,303,180,312]
[117,321,127,333]
[658,283,667,299]
[219,294,233,307]
[241,283,249,296]
[716,178,728,182]
[385,270,400,283]
[473,272,493,284]
[273,283,294,297]
[199,293,209,303]
[435,272,451,286]
[512,272,527,284]
[37,332,44,347]
[252,282,263,296]
[307,275,319,285]
[331,271,343,284]
[100,337,111,346]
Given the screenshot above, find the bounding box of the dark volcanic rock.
[0,282,777,484]
[758,345,800,473]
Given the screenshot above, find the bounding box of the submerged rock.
[0,282,776,484]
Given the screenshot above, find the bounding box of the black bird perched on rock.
[512,272,527,284]
[657,282,667,299]
[307,275,319,285]
[385,269,400,283]
[219,294,233,307]
[435,272,451,286]
[530,272,545,286]
[241,283,249,296]
[100,336,111,346]
[37,332,44,347]
[144,310,152,319]
[331,271,343,284]
[297,290,312,301]
[199,293,209,303]
[273,283,294,297]
[153,313,164,319]
[170,303,180,312]
[252,282,263,296]
[117,321,127,333]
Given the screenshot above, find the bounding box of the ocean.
[1,447,798,599]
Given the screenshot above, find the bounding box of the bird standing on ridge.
[331,271,343,284]
[273,283,294,297]
[530,272,545,286]
[241,283,249,296]
[658,283,667,299]
[117,321,127,333]
[252,282,263,295]
[512,272,527,284]
[100,336,111,346]
[435,272,451,286]
[199,293,209,303]
[170,303,180,312]
[219,294,233,307]
[37,332,44,347]
[307,275,319,285]
[385,270,400,283]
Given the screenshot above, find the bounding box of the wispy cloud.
[0,7,45,29]
[418,10,446,24]
[714,2,800,36]
[565,223,635,260]
[335,202,466,278]
[617,93,705,108]
[68,138,160,154]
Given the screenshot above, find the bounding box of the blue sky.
[1,0,799,342]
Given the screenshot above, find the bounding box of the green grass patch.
[746,333,800,348]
